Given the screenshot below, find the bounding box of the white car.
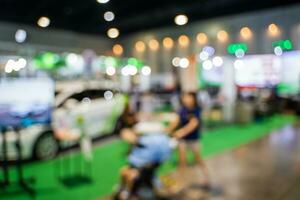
[0,89,125,161]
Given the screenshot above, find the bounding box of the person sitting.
[115,128,173,200]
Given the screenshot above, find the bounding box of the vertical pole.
[221,57,237,122]
[15,127,24,183]
[1,127,9,186]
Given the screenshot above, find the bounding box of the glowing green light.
[227,43,248,54]
[284,40,292,50]
[127,58,145,69]
[272,40,293,50]
[34,52,65,70]
[105,57,118,67]
[128,57,138,66]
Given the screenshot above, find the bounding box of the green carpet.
[1,115,296,200]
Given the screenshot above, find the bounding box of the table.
[0,127,35,197]
[54,130,92,187]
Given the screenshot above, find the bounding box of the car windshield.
[57,89,109,108]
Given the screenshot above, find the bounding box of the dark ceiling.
[1,0,300,37]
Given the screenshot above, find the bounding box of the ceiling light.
[240,27,252,40]
[37,16,50,28]
[15,29,27,43]
[104,11,115,21]
[135,41,146,52]
[112,44,123,55]
[178,35,189,47]
[217,30,229,42]
[197,33,208,45]
[107,28,119,38]
[163,37,174,49]
[174,14,188,26]
[148,39,159,51]
[97,0,110,4]
[268,23,280,37]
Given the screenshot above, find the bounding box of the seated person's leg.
[120,166,140,196]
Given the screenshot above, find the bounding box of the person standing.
[170,92,210,186]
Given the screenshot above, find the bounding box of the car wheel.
[33,132,59,160]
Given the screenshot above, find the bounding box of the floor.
[163,124,300,200]
[1,115,297,200]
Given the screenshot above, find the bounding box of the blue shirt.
[128,134,172,168]
[178,106,201,141]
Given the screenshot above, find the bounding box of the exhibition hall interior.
[1,0,300,199]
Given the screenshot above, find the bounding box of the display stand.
[1,127,9,187]
[55,136,92,188]
[0,126,35,197]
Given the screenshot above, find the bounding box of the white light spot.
[141,66,151,76]
[106,66,116,76]
[104,11,115,21]
[203,60,213,70]
[17,58,27,69]
[97,0,110,3]
[172,57,181,67]
[199,51,209,61]
[203,46,215,56]
[15,29,27,43]
[66,53,79,66]
[121,65,137,76]
[82,97,91,104]
[179,58,189,68]
[121,67,129,76]
[37,16,50,28]
[234,60,245,70]
[5,58,27,73]
[174,14,188,26]
[104,91,114,100]
[212,56,223,67]
[129,65,137,75]
[274,46,283,56]
[5,59,14,73]
[235,49,245,58]
[107,28,119,38]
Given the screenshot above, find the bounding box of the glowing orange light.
[178,35,189,47]
[240,27,252,40]
[148,39,159,51]
[112,44,123,56]
[217,30,229,42]
[268,23,280,37]
[163,37,174,49]
[196,33,208,45]
[135,41,146,52]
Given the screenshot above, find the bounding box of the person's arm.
[173,117,199,139]
[120,128,139,144]
[165,114,180,134]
